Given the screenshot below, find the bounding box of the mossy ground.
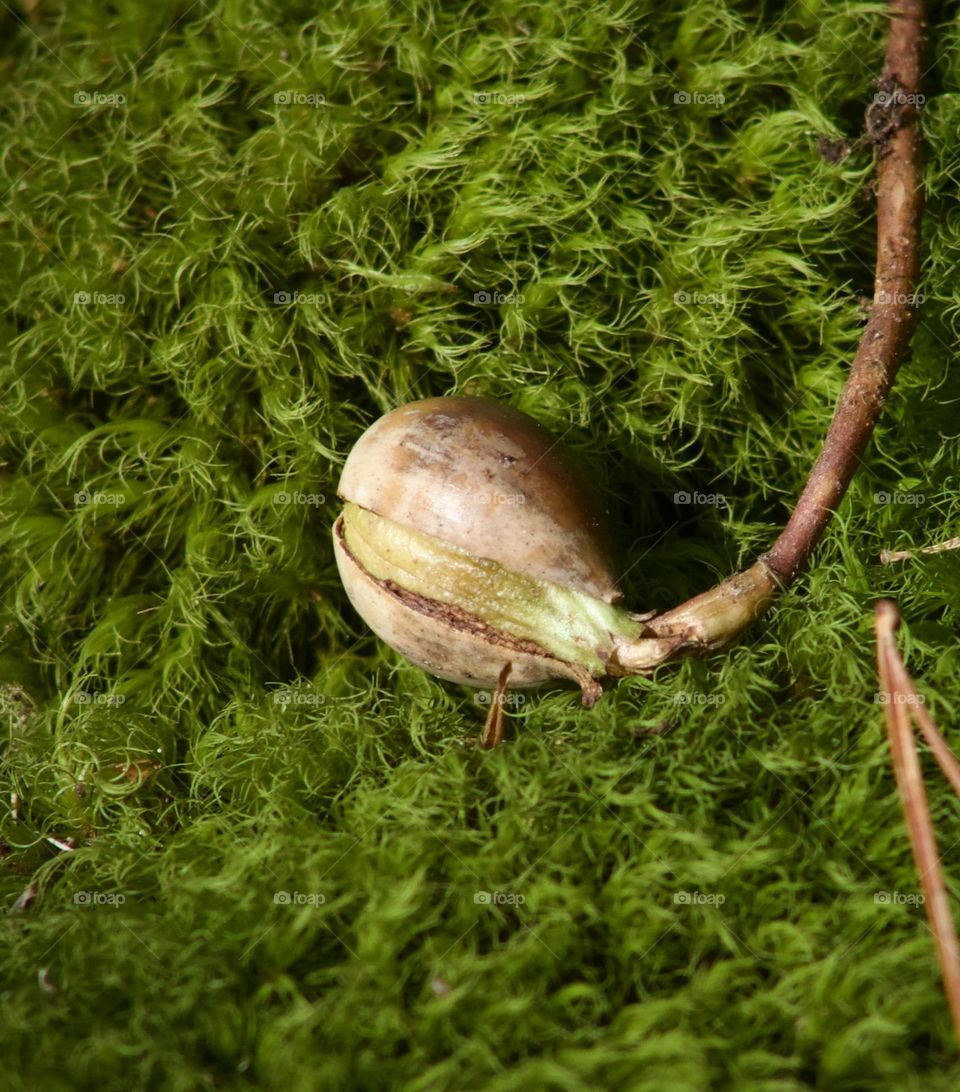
[2,1,960,1088]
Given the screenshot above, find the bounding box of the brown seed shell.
[337,396,621,602]
[332,514,603,702]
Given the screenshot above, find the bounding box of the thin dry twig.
[875,599,960,1041]
[881,536,960,564]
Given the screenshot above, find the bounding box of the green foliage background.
[2,0,960,1088]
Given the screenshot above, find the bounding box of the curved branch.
[764,0,925,585]
[622,0,926,667]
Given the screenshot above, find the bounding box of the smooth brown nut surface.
[337,396,621,603]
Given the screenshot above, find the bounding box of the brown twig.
[629,0,926,663]
[764,0,925,585]
[874,600,960,1041]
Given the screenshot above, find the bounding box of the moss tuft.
[2,1,959,1088]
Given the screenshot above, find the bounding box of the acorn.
[332,396,690,745]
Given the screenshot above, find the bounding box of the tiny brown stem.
[875,600,960,1042]
[481,662,513,749]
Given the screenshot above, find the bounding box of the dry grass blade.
[880,537,960,564]
[875,600,960,1040]
[901,674,960,800]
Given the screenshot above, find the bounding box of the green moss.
[2,0,959,1089]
